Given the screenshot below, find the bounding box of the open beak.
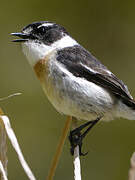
[11,32,30,42]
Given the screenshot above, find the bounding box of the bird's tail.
[121,97,135,110]
[116,98,135,120]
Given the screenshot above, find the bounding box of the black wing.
[56,45,135,109]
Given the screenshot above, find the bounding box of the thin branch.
[129,152,135,180]
[46,116,72,180]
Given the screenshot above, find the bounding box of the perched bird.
[11,21,135,155]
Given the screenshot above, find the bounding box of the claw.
[68,117,101,156]
[69,130,87,156]
[79,151,88,156]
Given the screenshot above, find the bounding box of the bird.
[11,21,135,155]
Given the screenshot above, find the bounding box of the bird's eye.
[37,26,46,35]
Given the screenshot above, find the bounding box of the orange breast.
[33,52,57,102]
[34,58,48,83]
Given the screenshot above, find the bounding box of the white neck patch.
[22,35,78,66]
[52,35,78,49]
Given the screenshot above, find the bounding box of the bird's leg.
[69,116,101,156]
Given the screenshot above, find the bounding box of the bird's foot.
[69,129,88,156]
[69,117,101,156]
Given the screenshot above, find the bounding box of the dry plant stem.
[0,161,8,180]
[72,118,81,180]
[0,109,7,180]
[46,116,72,180]
[129,152,135,180]
[73,146,81,180]
[1,115,36,180]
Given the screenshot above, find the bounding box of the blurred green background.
[1,0,135,179]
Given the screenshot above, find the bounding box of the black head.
[11,21,69,45]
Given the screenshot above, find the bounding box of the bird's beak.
[11,32,30,42]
